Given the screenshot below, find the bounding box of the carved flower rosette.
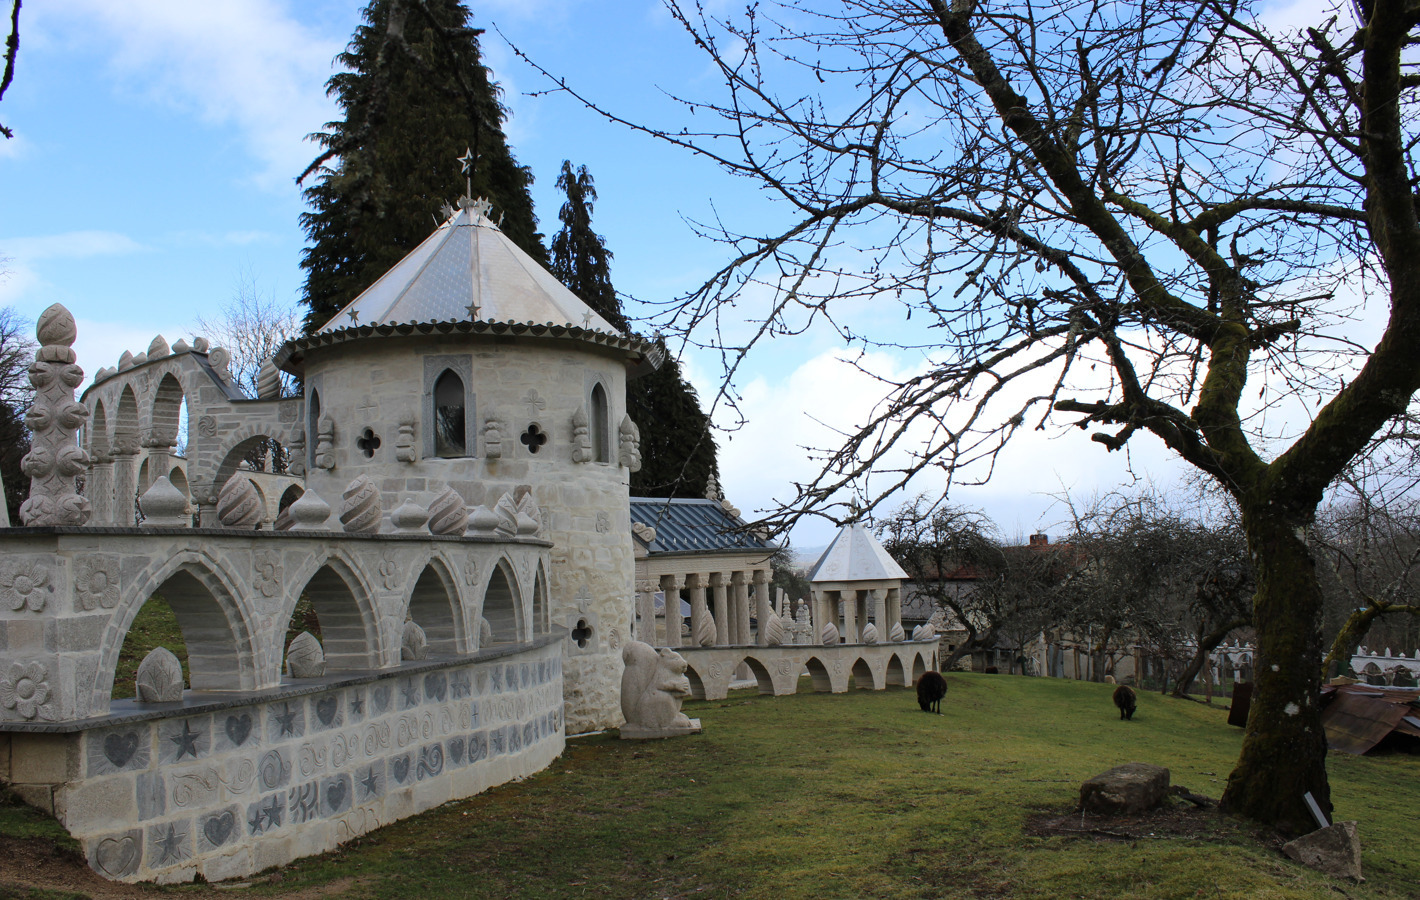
[0,661,55,721]
[0,560,52,612]
[75,557,120,610]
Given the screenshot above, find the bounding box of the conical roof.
[315,198,621,335]
[807,521,907,584]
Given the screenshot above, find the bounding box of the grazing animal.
[1113,684,1137,721]
[917,671,948,714]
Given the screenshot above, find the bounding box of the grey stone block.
[157,717,211,765]
[1079,763,1171,815]
[256,748,292,792]
[355,760,385,802]
[214,711,260,753]
[146,819,192,868]
[87,725,151,777]
[245,792,285,836]
[196,806,241,853]
[88,828,143,880]
[309,692,343,731]
[321,773,352,817]
[136,771,166,821]
[267,701,304,741]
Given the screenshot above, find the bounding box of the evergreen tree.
[298,0,546,333]
[548,160,718,498]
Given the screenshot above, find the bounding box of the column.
[87,440,114,526]
[143,429,174,493]
[660,574,683,649]
[636,582,657,646]
[886,587,902,640]
[689,573,711,647]
[732,571,751,646]
[754,569,772,646]
[709,572,729,646]
[871,589,887,639]
[843,589,858,643]
[111,434,140,527]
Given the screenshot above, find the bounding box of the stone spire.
[19,304,91,526]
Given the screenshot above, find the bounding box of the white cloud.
[0,231,148,305]
[36,0,344,191]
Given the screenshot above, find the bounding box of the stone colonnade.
[811,583,903,644]
[636,566,772,648]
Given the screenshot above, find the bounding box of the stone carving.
[390,498,429,533]
[493,491,518,537]
[467,504,499,536]
[618,415,641,471]
[427,486,468,535]
[118,349,134,371]
[340,475,382,533]
[861,622,880,644]
[763,612,785,646]
[286,430,306,477]
[570,403,593,463]
[193,336,210,352]
[705,473,722,502]
[0,660,54,721]
[131,351,148,368]
[482,413,505,458]
[377,554,400,590]
[513,485,541,535]
[256,358,281,399]
[197,414,217,437]
[288,489,332,530]
[596,511,610,534]
[208,346,233,381]
[479,617,493,646]
[395,421,416,462]
[889,621,906,643]
[695,610,717,647]
[217,476,263,528]
[0,559,51,612]
[632,522,656,545]
[19,304,91,526]
[402,620,429,661]
[1282,821,1363,882]
[172,337,191,353]
[619,640,701,739]
[253,550,282,599]
[287,632,326,678]
[138,476,189,527]
[314,415,336,470]
[148,335,170,359]
[94,832,142,878]
[912,623,936,642]
[135,647,184,702]
[821,621,841,645]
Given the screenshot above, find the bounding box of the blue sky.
[0,0,1340,550]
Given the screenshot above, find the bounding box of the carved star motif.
[156,823,185,863]
[274,703,298,737]
[262,795,283,829]
[248,807,265,836]
[401,680,420,707]
[349,695,364,715]
[170,721,203,760]
[458,147,475,175]
[361,768,380,799]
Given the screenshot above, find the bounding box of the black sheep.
[1113,684,1137,720]
[917,671,948,714]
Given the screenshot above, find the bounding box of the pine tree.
[298,0,546,333]
[548,160,718,498]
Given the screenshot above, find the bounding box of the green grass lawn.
[7,674,1418,898]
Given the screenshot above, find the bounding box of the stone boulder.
[1079,762,1171,815]
[1283,822,1363,882]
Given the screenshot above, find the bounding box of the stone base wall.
[0,639,564,883]
[674,640,940,700]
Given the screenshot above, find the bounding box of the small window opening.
[590,383,609,463]
[571,618,592,649]
[357,428,381,458]
[520,423,547,454]
[433,370,466,458]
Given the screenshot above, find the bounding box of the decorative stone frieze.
[135,648,184,703]
[20,304,92,526]
[339,475,381,534]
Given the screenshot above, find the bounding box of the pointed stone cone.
[402,620,429,661]
[391,498,430,533]
[288,490,333,530]
[139,476,189,527]
[256,358,282,399]
[467,504,500,536]
[147,335,170,359]
[135,647,184,702]
[861,622,879,644]
[889,621,906,643]
[821,622,841,645]
[764,612,786,646]
[286,631,325,677]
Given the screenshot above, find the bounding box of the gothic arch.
[404,554,463,656]
[886,653,907,687]
[589,380,610,463]
[683,661,708,700]
[206,426,295,505]
[150,372,185,444]
[849,657,877,690]
[285,552,383,673]
[89,399,109,456]
[93,551,259,713]
[736,654,775,695]
[114,385,140,452]
[531,560,550,635]
[481,559,523,645]
[803,656,833,692]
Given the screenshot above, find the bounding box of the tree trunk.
[1321,603,1420,678]
[1220,509,1331,835]
[1173,617,1249,699]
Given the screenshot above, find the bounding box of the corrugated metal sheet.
[1323,692,1410,755]
[629,498,775,555]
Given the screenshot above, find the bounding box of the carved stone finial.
[171,338,191,354]
[619,641,702,740]
[570,404,592,463]
[340,475,382,533]
[618,415,642,471]
[147,335,170,359]
[468,504,499,536]
[912,623,936,642]
[889,621,906,643]
[208,346,232,381]
[861,622,880,645]
[394,421,416,463]
[821,621,841,645]
[314,416,336,470]
[513,484,540,535]
[192,336,210,353]
[705,474,721,502]
[391,498,429,533]
[138,476,188,527]
[19,304,91,526]
[482,413,505,459]
[135,647,184,702]
[256,358,282,400]
[286,631,325,678]
[427,486,468,535]
[493,491,518,537]
[695,610,717,647]
[401,620,428,661]
[217,476,263,528]
[764,612,786,646]
[288,489,332,531]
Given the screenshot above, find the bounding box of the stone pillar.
[660,574,683,649]
[842,589,858,642]
[689,573,711,647]
[871,589,887,636]
[143,431,174,494]
[732,571,751,646]
[636,581,657,646]
[887,587,902,639]
[709,572,729,646]
[754,569,772,646]
[110,439,140,527]
[87,440,114,526]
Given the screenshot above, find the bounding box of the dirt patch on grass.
[0,834,152,900]
[1025,801,1286,849]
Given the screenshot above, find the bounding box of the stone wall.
[674,640,940,700]
[1,639,563,883]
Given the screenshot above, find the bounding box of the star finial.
[347,309,360,324]
[458,147,474,175]
[581,311,594,328]
[465,300,480,320]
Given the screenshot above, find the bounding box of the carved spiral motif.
[889,621,906,643]
[696,611,717,647]
[340,475,382,534]
[821,622,841,645]
[256,358,282,399]
[217,476,263,528]
[426,486,469,535]
[764,612,786,646]
[861,622,880,645]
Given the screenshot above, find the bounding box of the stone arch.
[481,560,522,644]
[114,385,140,451]
[168,465,189,499]
[89,398,109,456]
[150,372,185,445]
[684,662,708,700]
[94,552,259,711]
[803,656,833,692]
[737,654,775,695]
[405,555,463,656]
[432,368,468,458]
[886,654,907,687]
[848,657,876,689]
[208,427,293,504]
[531,560,549,635]
[911,652,928,684]
[307,387,321,471]
[287,554,383,673]
[278,484,304,512]
[589,380,610,463]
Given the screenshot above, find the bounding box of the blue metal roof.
[629,497,777,555]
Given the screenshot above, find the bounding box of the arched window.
[590,382,609,463]
[434,370,467,458]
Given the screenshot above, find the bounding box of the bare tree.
[193,271,301,400]
[0,306,36,521]
[521,0,1420,831]
[0,0,20,140]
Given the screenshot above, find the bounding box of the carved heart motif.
[225,714,252,746]
[103,732,139,768]
[391,756,410,783]
[95,834,139,876]
[325,778,347,811]
[204,811,235,846]
[316,696,338,726]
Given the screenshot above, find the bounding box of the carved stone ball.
[36,304,78,348]
[138,476,189,527]
[340,475,382,534]
[763,612,786,646]
[402,620,429,661]
[426,486,468,535]
[889,621,907,643]
[217,476,263,528]
[861,622,880,644]
[288,490,332,530]
[467,504,500,535]
[286,631,325,678]
[135,647,184,702]
[390,498,430,533]
[821,622,841,645]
